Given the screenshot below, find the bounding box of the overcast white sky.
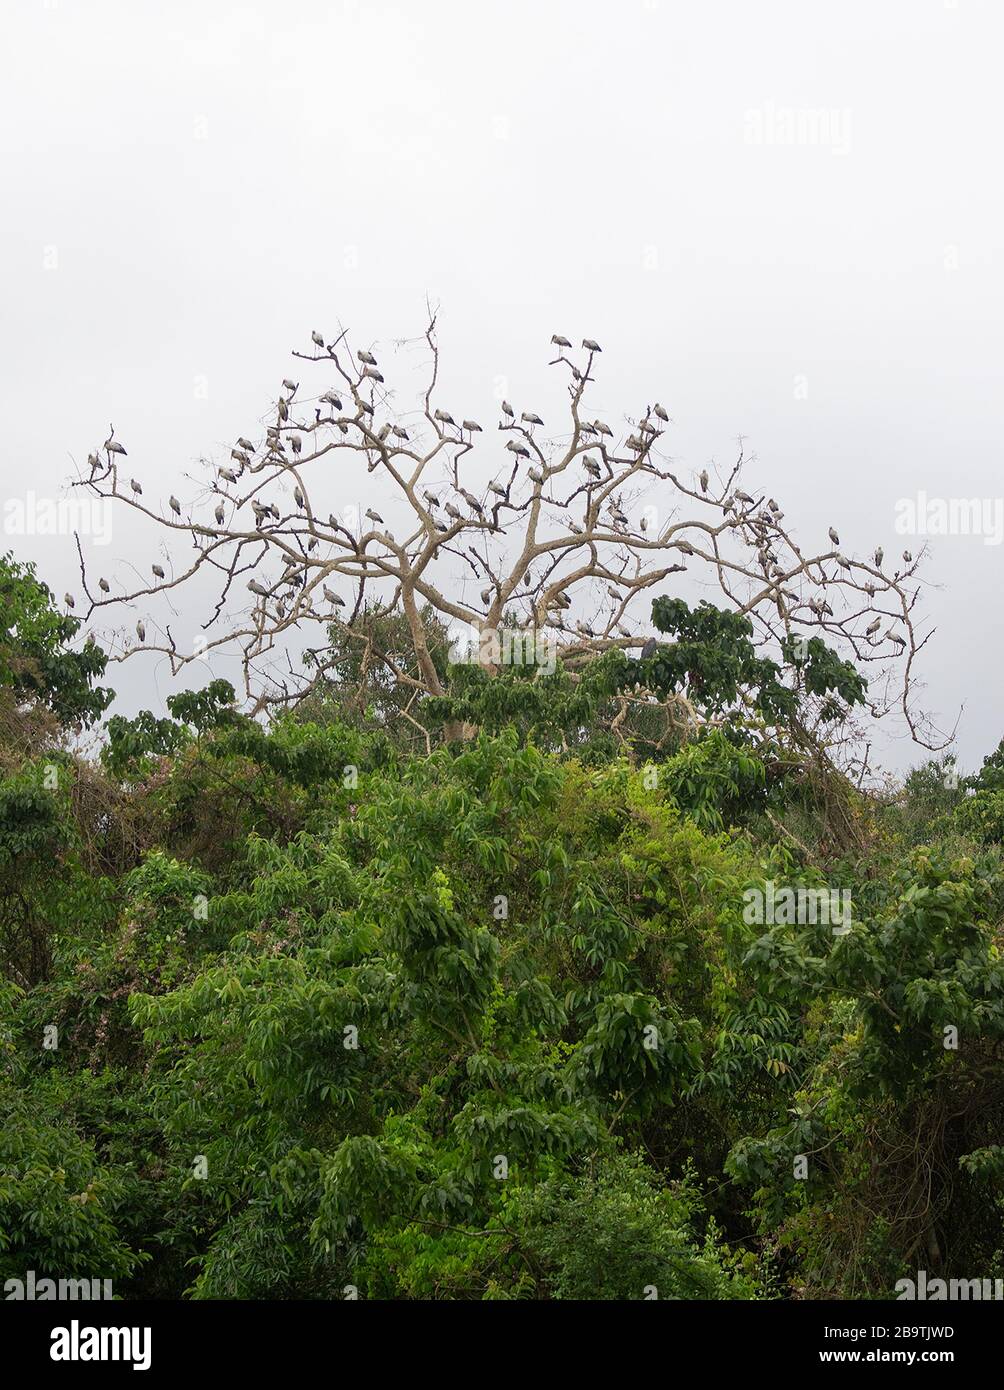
[2,0,1001,775]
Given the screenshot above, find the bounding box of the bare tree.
[71,313,941,750]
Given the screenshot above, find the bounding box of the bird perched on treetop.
[104,425,127,457]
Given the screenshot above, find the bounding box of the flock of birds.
[70,334,912,664]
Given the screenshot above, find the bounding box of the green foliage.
[489,1152,759,1300]
[969,737,1004,793]
[781,634,867,712]
[298,604,451,751]
[726,847,1004,1294]
[103,679,240,779]
[0,773,65,868]
[2,596,1003,1302]
[657,730,768,831]
[954,791,1004,845]
[0,1076,146,1284]
[427,649,623,746]
[626,598,865,726]
[0,552,112,729]
[894,755,965,844]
